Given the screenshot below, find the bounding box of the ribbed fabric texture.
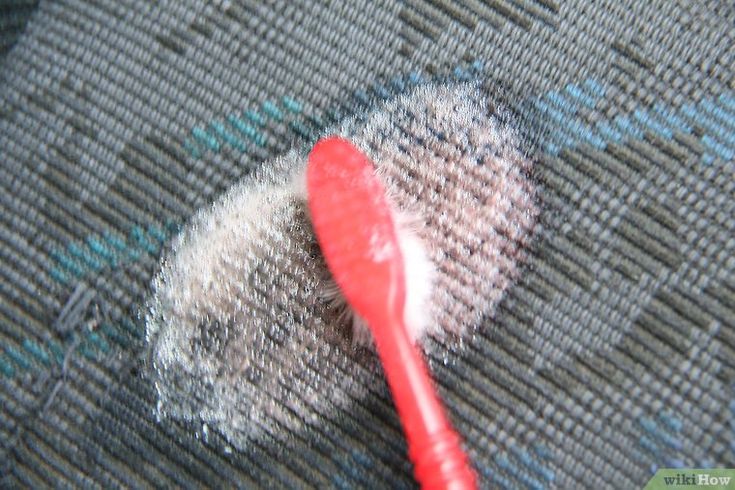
[1,1,733,488]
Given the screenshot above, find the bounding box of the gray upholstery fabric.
[1,1,733,488]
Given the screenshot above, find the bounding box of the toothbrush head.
[307,136,406,330]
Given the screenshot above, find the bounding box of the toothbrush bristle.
[322,205,436,346]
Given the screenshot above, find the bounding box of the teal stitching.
[391,76,406,92]
[131,225,158,255]
[183,138,202,159]
[245,109,265,126]
[0,356,15,377]
[479,442,555,490]
[531,78,735,164]
[120,317,143,339]
[262,100,283,121]
[68,242,104,271]
[372,83,391,99]
[50,227,147,282]
[22,339,50,366]
[87,236,117,267]
[147,224,167,244]
[87,331,110,354]
[183,62,486,160]
[306,114,326,130]
[104,231,127,252]
[408,71,424,84]
[282,96,302,114]
[228,114,266,146]
[288,120,312,139]
[101,322,130,349]
[5,345,31,371]
[50,267,69,284]
[47,340,64,365]
[186,96,321,158]
[353,89,370,105]
[192,126,221,152]
[50,250,84,280]
[78,338,95,360]
[0,222,176,376]
[211,121,247,152]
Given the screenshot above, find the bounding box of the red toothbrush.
[307,136,477,490]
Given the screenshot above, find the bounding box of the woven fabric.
[1,1,733,488]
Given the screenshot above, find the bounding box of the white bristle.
[320,206,436,346]
[395,212,437,341]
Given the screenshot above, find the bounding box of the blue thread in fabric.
[408,71,424,85]
[639,435,660,455]
[372,83,391,99]
[183,138,202,159]
[120,317,143,339]
[638,411,684,472]
[0,223,176,374]
[331,473,350,490]
[564,84,596,109]
[453,65,476,81]
[192,126,221,152]
[305,113,325,131]
[353,89,370,106]
[496,453,546,490]
[49,267,69,284]
[333,450,366,483]
[350,447,373,469]
[147,224,167,243]
[51,250,84,280]
[0,356,15,377]
[130,225,155,254]
[262,100,283,121]
[47,340,64,364]
[289,120,312,139]
[78,338,96,360]
[101,322,130,348]
[186,98,310,157]
[477,443,554,490]
[22,339,50,366]
[478,464,514,490]
[228,114,266,146]
[211,121,247,152]
[87,236,117,267]
[634,108,672,139]
[5,345,31,371]
[245,109,265,127]
[282,96,302,114]
[391,76,406,92]
[511,445,555,483]
[87,331,110,353]
[640,416,683,450]
[658,411,683,433]
[532,78,735,165]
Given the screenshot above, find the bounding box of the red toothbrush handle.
[373,314,477,490]
[304,135,475,488]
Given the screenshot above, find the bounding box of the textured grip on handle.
[375,314,477,490]
[412,427,477,490]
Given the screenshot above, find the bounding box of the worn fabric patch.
[146,83,539,450]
